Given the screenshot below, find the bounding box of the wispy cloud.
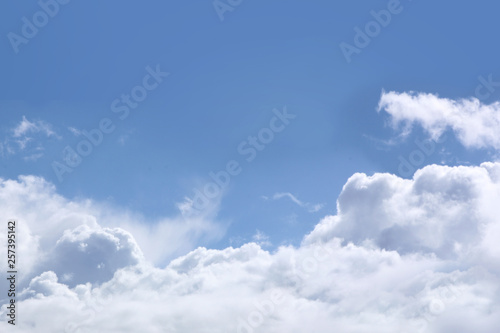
[363,133,408,151]
[264,192,324,213]
[23,151,45,162]
[0,115,60,160]
[67,126,81,137]
[117,129,136,146]
[13,115,59,139]
[117,135,128,146]
[252,230,271,247]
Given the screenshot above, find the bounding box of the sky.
[1,0,500,332]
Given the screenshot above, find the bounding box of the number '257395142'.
[7,220,17,325]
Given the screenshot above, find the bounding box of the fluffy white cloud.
[49,225,143,287]
[0,176,225,284]
[1,162,500,332]
[378,91,500,149]
[306,163,498,257]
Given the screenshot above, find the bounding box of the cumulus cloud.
[378,90,500,150]
[252,230,272,247]
[50,225,143,287]
[0,176,225,285]
[1,163,500,332]
[305,163,500,262]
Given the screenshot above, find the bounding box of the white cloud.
[23,152,44,161]
[1,116,60,161]
[67,127,81,137]
[12,116,39,138]
[305,163,500,262]
[1,163,500,332]
[117,135,128,146]
[252,230,271,247]
[117,129,136,146]
[266,192,324,213]
[378,90,500,150]
[13,116,58,139]
[0,176,225,284]
[49,224,143,287]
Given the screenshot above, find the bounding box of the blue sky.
[1,0,499,251]
[3,1,500,332]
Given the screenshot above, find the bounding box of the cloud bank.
[1,161,500,332]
